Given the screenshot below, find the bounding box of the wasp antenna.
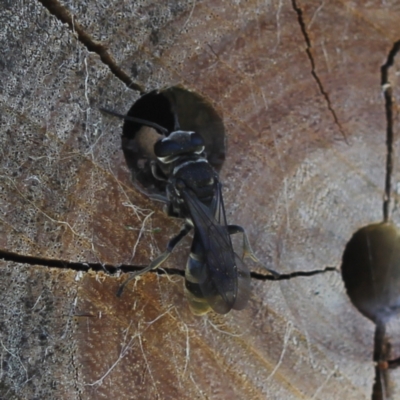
[116,262,160,297]
[116,274,136,297]
[99,107,169,135]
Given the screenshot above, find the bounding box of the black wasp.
[101,86,276,315]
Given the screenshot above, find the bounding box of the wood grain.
[1,0,400,398]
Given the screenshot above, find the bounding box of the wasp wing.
[209,182,251,310]
[182,185,250,313]
[211,183,251,310]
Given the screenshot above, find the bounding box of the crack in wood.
[251,266,337,280]
[291,0,348,144]
[0,248,335,281]
[381,40,400,223]
[373,322,390,400]
[36,0,144,93]
[0,249,141,274]
[370,39,400,400]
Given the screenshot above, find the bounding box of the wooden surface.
[1,0,400,399]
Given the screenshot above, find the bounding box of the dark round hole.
[341,222,400,324]
[121,86,226,197]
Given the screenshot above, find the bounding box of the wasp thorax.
[173,161,216,200]
[175,179,186,191]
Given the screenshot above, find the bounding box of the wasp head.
[154,131,205,163]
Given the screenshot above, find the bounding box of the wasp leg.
[227,225,280,278]
[131,177,168,203]
[151,161,168,181]
[117,224,192,297]
[127,162,169,203]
